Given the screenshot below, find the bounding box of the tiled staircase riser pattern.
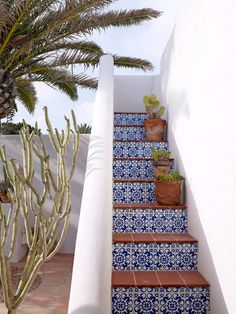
[112,113,210,314]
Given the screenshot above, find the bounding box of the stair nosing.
[112,270,210,288]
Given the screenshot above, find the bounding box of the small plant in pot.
[152,149,170,176]
[155,171,183,206]
[0,179,13,203]
[143,95,166,141]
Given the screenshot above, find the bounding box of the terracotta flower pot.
[0,192,10,203]
[152,159,170,176]
[144,118,166,141]
[155,180,182,205]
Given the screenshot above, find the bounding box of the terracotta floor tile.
[134,271,160,287]
[172,233,198,243]
[112,271,135,287]
[157,271,185,287]
[132,233,154,243]
[178,271,210,287]
[151,234,175,243]
[113,233,133,243]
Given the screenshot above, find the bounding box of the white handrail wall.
[68,55,114,314]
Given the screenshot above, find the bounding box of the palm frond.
[16,81,37,113]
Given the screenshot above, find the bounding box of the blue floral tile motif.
[114,113,147,126]
[134,288,158,314]
[112,287,133,314]
[174,243,198,270]
[184,287,210,314]
[113,243,131,270]
[113,182,155,204]
[112,209,188,233]
[113,159,175,180]
[113,242,197,271]
[114,126,146,140]
[160,287,185,314]
[113,142,169,158]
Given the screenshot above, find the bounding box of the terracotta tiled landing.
[112,271,209,288]
[113,203,187,209]
[0,254,73,314]
[113,233,197,244]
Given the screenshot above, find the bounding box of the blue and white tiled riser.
[113,209,188,233]
[113,182,155,204]
[112,287,210,314]
[113,141,169,158]
[114,126,146,140]
[113,159,174,180]
[114,113,147,126]
[113,243,198,271]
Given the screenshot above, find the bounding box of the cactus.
[143,95,165,119]
[0,107,80,314]
[152,149,170,162]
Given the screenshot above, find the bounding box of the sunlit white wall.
[161,1,236,313]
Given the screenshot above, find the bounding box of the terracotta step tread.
[113,179,154,183]
[112,271,209,288]
[113,204,187,209]
[113,233,197,244]
[113,157,174,161]
[114,140,167,143]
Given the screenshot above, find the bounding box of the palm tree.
[0,0,162,119]
[78,123,92,134]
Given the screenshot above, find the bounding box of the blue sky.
[12,0,181,132]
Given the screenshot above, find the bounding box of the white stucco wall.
[114,75,161,112]
[0,134,89,260]
[160,1,235,313]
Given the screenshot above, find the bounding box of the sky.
[11,0,181,132]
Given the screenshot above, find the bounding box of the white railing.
[68,55,114,314]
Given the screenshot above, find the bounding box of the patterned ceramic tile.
[114,113,147,126]
[112,209,188,233]
[184,287,210,314]
[113,142,169,158]
[159,287,185,314]
[134,288,158,314]
[113,159,174,180]
[114,126,146,141]
[113,182,156,204]
[174,243,198,270]
[113,243,198,271]
[112,287,133,314]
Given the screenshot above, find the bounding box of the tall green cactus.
[0,107,80,314]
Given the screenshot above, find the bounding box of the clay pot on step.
[152,160,170,177]
[155,180,182,206]
[0,192,10,203]
[144,118,166,141]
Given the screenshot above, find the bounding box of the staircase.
[112,113,210,313]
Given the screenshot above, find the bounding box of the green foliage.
[0,0,162,119]
[152,149,170,162]
[78,123,92,134]
[156,171,183,181]
[143,95,165,119]
[0,179,13,193]
[0,122,37,135]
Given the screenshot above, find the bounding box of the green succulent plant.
[143,95,165,119]
[152,149,170,162]
[156,172,183,181]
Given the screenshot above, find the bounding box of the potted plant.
[155,172,183,205]
[152,149,170,176]
[0,179,13,203]
[143,95,166,141]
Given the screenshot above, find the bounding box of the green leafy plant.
[0,179,13,194]
[143,95,165,119]
[0,107,80,314]
[156,172,183,181]
[152,149,170,162]
[78,123,92,134]
[0,122,37,135]
[0,1,162,119]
